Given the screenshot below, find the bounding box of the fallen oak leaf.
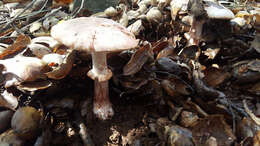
[0,35,31,59]
[123,43,153,76]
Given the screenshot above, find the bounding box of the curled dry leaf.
[27,43,52,58]
[179,45,200,60]
[155,57,182,75]
[29,22,42,34]
[192,62,226,99]
[231,17,248,29]
[170,0,189,20]
[232,59,260,84]
[158,0,171,10]
[0,129,24,146]
[120,77,148,90]
[202,48,220,60]
[192,115,236,146]
[30,36,60,49]
[236,117,260,140]
[127,19,144,36]
[156,45,174,60]
[152,39,169,54]
[0,56,49,87]
[119,12,129,27]
[161,77,193,97]
[117,4,129,27]
[0,90,18,110]
[203,67,231,87]
[42,50,75,79]
[123,44,153,76]
[0,34,31,60]
[127,3,148,20]
[17,80,52,92]
[146,7,162,23]
[104,6,118,17]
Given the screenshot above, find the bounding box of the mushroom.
[51,17,138,120]
[186,0,234,46]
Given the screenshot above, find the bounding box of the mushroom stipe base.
[93,80,114,120]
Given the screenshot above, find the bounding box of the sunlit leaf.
[0,35,31,59]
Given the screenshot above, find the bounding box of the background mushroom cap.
[204,1,235,20]
[51,17,139,53]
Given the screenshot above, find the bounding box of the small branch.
[0,0,37,32]
[71,0,85,18]
[20,7,62,32]
[243,100,260,125]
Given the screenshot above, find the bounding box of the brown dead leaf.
[53,0,73,6]
[202,48,220,60]
[253,130,260,146]
[179,45,200,60]
[203,67,231,87]
[123,44,153,76]
[156,45,174,60]
[152,39,169,55]
[192,115,236,146]
[17,80,52,92]
[0,28,14,38]
[0,35,31,59]
[248,82,260,95]
[161,77,193,97]
[236,117,260,140]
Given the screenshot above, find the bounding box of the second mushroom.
[51,17,139,120]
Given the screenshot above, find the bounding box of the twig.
[0,8,60,41]
[38,0,49,12]
[243,100,260,125]
[0,9,51,25]
[0,0,37,32]
[71,0,85,18]
[20,7,62,32]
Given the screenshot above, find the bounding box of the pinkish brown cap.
[51,17,139,53]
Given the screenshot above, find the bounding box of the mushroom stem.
[92,52,107,77]
[89,52,114,120]
[88,52,112,82]
[93,80,114,120]
[187,18,205,46]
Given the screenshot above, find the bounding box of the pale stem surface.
[91,52,114,120]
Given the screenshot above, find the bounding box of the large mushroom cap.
[204,1,235,20]
[51,17,139,52]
